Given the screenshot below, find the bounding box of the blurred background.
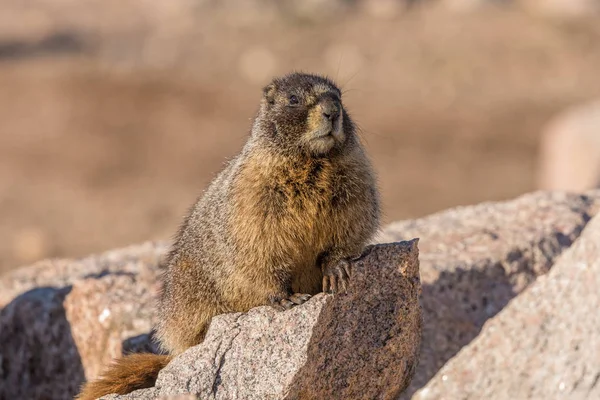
[1,0,600,274]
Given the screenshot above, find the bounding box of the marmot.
[78,72,381,399]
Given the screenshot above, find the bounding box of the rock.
[0,241,169,307]
[537,100,600,192]
[103,391,197,400]
[0,287,85,400]
[0,242,167,399]
[414,212,600,400]
[378,190,600,398]
[2,191,600,399]
[109,241,422,400]
[64,273,163,381]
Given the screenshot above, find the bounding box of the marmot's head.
[253,72,356,157]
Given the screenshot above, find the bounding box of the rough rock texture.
[377,190,600,398]
[414,213,600,400]
[0,242,167,400]
[64,273,163,380]
[537,99,600,192]
[0,287,85,400]
[2,191,600,399]
[104,392,198,400]
[0,241,169,307]
[107,241,422,400]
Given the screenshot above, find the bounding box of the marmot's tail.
[77,353,172,400]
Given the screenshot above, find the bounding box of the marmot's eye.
[289,95,299,105]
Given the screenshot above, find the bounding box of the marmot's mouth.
[309,123,335,140]
[313,129,333,139]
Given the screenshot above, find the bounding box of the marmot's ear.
[262,84,276,106]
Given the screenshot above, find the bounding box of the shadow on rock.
[402,233,583,398]
[122,330,166,356]
[284,241,423,400]
[0,287,86,400]
[384,191,598,399]
[407,265,518,396]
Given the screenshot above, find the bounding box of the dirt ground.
[1,4,600,273]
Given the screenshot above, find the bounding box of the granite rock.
[378,191,600,398]
[0,242,167,399]
[414,213,600,400]
[2,192,600,399]
[108,241,422,400]
[0,287,85,400]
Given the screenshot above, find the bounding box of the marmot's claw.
[280,299,295,310]
[322,259,352,294]
[271,293,312,311]
[289,293,312,305]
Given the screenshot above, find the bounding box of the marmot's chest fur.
[232,150,365,264]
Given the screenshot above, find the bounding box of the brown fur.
[77,72,380,398]
[77,354,171,400]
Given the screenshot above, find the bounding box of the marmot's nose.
[321,99,340,121]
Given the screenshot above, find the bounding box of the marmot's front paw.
[322,259,352,294]
[270,293,312,311]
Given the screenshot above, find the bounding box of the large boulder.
[64,273,163,381]
[414,213,600,400]
[378,190,600,398]
[104,240,422,400]
[0,241,169,307]
[1,191,599,399]
[0,287,85,400]
[0,242,167,400]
